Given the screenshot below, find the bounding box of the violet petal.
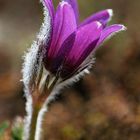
[51,32,76,73]
[61,21,103,77]
[47,1,77,60]
[64,0,79,24]
[80,9,113,27]
[97,24,126,46]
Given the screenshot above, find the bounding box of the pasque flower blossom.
[43,0,126,79]
[22,1,126,140]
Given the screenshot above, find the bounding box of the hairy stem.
[35,103,48,140]
[23,87,51,140]
[29,103,41,140]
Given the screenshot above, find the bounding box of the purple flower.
[43,0,126,79]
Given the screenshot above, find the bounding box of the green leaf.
[11,122,23,140]
[0,121,9,138]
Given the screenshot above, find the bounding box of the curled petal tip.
[120,25,127,31]
[107,9,113,21]
[80,9,114,27]
[96,24,127,47]
[113,24,127,32]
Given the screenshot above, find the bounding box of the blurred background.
[0,0,140,139]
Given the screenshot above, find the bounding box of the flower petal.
[80,9,113,27]
[42,0,55,20]
[64,0,79,24]
[97,24,126,46]
[47,1,77,60]
[61,21,103,78]
[51,32,76,73]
